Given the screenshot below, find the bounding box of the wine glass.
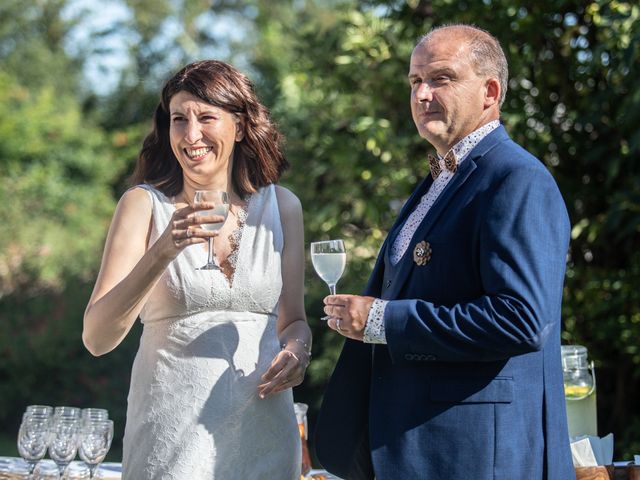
[53,406,82,421]
[77,419,114,479]
[81,408,109,425]
[193,190,230,270]
[48,416,80,478]
[65,462,90,479]
[17,413,50,475]
[26,405,54,418]
[33,460,60,479]
[310,239,346,295]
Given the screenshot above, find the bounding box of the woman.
[83,60,310,479]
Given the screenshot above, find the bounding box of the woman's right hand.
[162,202,224,254]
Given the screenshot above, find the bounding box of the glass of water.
[194,190,230,270]
[310,239,346,295]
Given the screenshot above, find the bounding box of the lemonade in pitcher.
[562,345,597,438]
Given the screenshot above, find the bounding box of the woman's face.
[169,90,243,186]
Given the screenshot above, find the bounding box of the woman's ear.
[235,116,245,142]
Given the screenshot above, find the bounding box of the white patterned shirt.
[363,120,500,344]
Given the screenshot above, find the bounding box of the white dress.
[122,184,301,480]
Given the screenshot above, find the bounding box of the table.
[0,457,121,479]
[576,464,640,480]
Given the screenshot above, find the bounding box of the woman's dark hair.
[129,60,288,198]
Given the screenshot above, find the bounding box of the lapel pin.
[413,240,432,266]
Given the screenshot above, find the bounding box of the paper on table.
[571,434,614,467]
[593,433,614,466]
[571,437,599,467]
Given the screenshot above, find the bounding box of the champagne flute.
[194,190,230,270]
[311,239,346,296]
[78,419,114,479]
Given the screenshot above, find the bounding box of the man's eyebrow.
[408,67,457,79]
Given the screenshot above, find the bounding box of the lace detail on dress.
[123,184,299,480]
[219,200,249,283]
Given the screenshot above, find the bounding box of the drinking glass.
[193,190,230,270]
[33,460,60,479]
[26,405,54,418]
[48,417,80,478]
[81,408,109,425]
[310,240,346,295]
[17,413,50,475]
[65,462,90,480]
[77,420,114,479]
[53,406,82,421]
[3,458,31,479]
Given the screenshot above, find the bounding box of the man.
[314,24,575,480]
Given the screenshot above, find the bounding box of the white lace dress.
[121,184,301,480]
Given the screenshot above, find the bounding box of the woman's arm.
[258,185,311,398]
[83,187,205,356]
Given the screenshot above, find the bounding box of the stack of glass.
[14,405,114,479]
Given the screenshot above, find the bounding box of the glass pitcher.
[293,402,312,477]
[562,345,597,438]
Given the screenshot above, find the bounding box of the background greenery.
[1,0,638,463]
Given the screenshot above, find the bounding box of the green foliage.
[0,72,121,294]
[248,0,640,458]
[1,0,639,463]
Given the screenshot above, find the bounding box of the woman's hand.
[257,343,310,399]
[162,202,224,253]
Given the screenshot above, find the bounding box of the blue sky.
[62,0,251,96]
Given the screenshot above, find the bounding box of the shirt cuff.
[363,299,388,344]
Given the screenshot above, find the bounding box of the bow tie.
[428,151,458,180]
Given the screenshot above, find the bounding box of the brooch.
[413,240,432,266]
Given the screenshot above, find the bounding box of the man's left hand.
[323,294,376,341]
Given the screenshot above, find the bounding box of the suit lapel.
[382,125,510,299]
[385,157,477,299]
[387,175,434,246]
[368,124,510,299]
[364,175,433,297]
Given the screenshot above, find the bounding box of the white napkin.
[570,434,614,467]
[571,437,598,467]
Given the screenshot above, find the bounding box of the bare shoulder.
[107,186,154,239]
[116,186,153,217]
[274,184,302,219]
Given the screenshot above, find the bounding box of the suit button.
[424,354,437,361]
[385,280,392,288]
[404,353,415,361]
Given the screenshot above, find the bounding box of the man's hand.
[323,294,376,341]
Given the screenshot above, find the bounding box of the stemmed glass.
[53,406,81,421]
[26,405,54,418]
[48,416,80,478]
[311,239,346,295]
[78,419,114,478]
[17,412,51,476]
[194,190,230,270]
[81,408,109,424]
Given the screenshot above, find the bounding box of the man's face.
[409,34,489,154]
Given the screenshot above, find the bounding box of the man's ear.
[484,77,501,108]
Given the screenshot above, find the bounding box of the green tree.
[0,0,132,456]
[244,0,640,458]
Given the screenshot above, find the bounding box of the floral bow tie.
[428,151,458,180]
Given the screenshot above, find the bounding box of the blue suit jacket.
[315,126,575,480]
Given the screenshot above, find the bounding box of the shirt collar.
[440,120,501,165]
